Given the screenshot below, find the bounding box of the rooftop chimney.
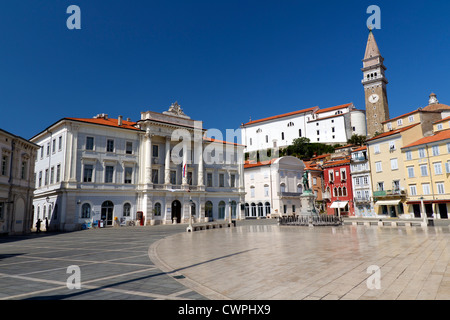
[118,115,123,126]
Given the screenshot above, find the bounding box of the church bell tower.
[362,29,390,138]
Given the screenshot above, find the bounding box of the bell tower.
[362,29,390,138]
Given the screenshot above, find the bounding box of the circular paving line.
[148,232,230,300]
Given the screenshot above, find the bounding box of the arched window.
[231,201,237,219]
[251,203,257,217]
[265,202,271,215]
[154,203,161,216]
[334,188,338,197]
[245,203,250,217]
[123,203,131,217]
[205,201,213,218]
[342,187,347,197]
[287,122,294,127]
[191,202,196,217]
[280,183,286,193]
[258,203,264,217]
[297,184,303,194]
[338,187,343,197]
[81,203,91,218]
[218,201,226,219]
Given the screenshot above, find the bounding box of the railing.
[279,215,343,227]
[373,189,406,197]
[279,192,302,197]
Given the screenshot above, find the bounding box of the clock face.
[369,94,379,103]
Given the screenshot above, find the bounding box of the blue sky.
[1,0,449,141]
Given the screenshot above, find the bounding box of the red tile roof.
[66,117,141,131]
[242,107,317,126]
[203,137,245,147]
[433,115,450,124]
[381,109,440,124]
[352,146,367,152]
[314,103,353,114]
[366,123,420,142]
[402,128,450,149]
[322,157,351,168]
[244,158,278,169]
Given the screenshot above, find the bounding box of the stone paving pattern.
[0,220,449,300]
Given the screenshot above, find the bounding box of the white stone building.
[240,103,367,153]
[350,146,375,217]
[0,128,39,235]
[244,156,305,218]
[31,103,245,231]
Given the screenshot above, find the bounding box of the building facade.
[0,128,39,235]
[244,157,305,218]
[31,103,245,231]
[402,128,450,219]
[240,103,366,154]
[350,146,375,217]
[322,157,355,217]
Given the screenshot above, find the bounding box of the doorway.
[413,204,421,218]
[101,201,114,226]
[172,200,182,224]
[438,204,448,219]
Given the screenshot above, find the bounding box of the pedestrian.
[45,217,49,232]
[36,219,42,233]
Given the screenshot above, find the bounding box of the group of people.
[35,217,49,233]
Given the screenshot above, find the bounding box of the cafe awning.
[330,201,348,209]
[375,200,401,206]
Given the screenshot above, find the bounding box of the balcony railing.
[279,192,302,197]
[373,189,406,197]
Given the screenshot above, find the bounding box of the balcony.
[322,192,331,200]
[373,189,406,198]
[279,192,302,197]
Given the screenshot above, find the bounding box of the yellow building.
[402,128,450,219]
[366,123,423,217]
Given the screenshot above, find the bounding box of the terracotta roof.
[422,103,450,112]
[242,107,317,126]
[311,154,330,160]
[433,115,450,124]
[203,137,245,147]
[366,123,420,142]
[66,117,141,131]
[314,103,353,114]
[322,157,351,168]
[244,158,278,169]
[402,128,450,149]
[352,146,367,152]
[381,109,440,124]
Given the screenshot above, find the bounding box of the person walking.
[36,219,42,233]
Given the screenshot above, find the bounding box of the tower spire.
[364,29,381,61]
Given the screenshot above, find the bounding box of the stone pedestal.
[299,191,318,217]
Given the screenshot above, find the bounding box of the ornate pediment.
[163,102,191,119]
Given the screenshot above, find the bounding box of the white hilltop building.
[31,103,245,232]
[240,103,367,154]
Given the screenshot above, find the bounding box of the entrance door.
[101,201,114,226]
[438,204,448,219]
[425,204,433,218]
[172,200,182,224]
[413,204,421,218]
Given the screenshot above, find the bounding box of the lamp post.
[420,197,427,227]
[187,198,194,232]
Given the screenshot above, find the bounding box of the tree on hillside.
[347,134,367,146]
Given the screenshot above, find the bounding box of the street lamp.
[187,198,194,232]
[420,197,427,227]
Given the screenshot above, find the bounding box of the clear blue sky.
[1,0,449,141]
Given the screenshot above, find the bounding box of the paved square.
[150,222,450,300]
[0,220,449,300]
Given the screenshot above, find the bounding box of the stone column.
[145,130,152,185]
[165,136,171,185]
[196,139,204,188]
[69,124,79,183]
[182,139,188,186]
